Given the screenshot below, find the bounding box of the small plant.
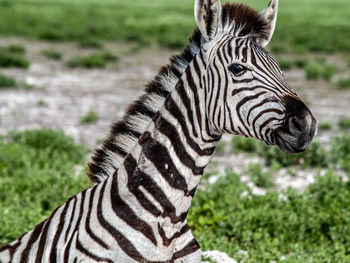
[0,45,29,68]
[78,39,103,49]
[277,58,293,71]
[3,45,26,55]
[37,99,47,107]
[338,118,350,130]
[305,62,323,79]
[231,136,261,154]
[0,73,16,88]
[305,61,336,81]
[338,77,350,89]
[67,51,117,69]
[41,49,63,60]
[331,134,350,172]
[80,111,99,124]
[294,58,307,68]
[322,64,336,81]
[318,121,332,131]
[248,164,274,188]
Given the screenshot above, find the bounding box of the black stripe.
[110,171,158,245]
[19,220,46,263]
[85,186,109,249]
[139,131,189,194]
[75,235,114,263]
[157,116,205,175]
[165,97,214,156]
[49,200,71,262]
[124,154,187,224]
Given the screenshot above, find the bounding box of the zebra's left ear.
[194,0,222,42]
[258,0,279,47]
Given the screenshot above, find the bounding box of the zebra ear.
[258,0,279,47]
[194,0,222,42]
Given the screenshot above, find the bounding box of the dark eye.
[228,63,246,76]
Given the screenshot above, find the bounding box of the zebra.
[0,0,317,262]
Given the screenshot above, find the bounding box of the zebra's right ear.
[194,0,222,42]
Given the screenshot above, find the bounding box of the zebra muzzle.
[275,95,317,153]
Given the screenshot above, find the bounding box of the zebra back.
[87,30,201,184]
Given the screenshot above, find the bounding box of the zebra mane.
[221,3,271,41]
[87,29,202,184]
[87,3,270,185]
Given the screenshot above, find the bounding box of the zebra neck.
[112,58,220,224]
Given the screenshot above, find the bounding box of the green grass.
[0,130,89,244]
[248,164,275,188]
[67,51,117,68]
[41,49,63,60]
[0,45,30,68]
[338,118,350,130]
[318,121,332,131]
[78,38,104,49]
[188,169,350,262]
[0,0,349,52]
[0,73,16,88]
[305,61,336,81]
[80,110,99,124]
[338,77,350,89]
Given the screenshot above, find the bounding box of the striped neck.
[113,52,220,224]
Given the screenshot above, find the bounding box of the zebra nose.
[275,95,317,153]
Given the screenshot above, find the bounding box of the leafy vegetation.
[338,77,350,89]
[305,61,336,81]
[0,45,30,68]
[189,169,350,262]
[80,110,99,124]
[0,73,16,88]
[318,121,332,131]
[67,51,117,68]
[0,0,349,52]
[41,49,63,60]
[0,130,89,244]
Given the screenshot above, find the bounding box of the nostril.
[288,116,304,134]
[291,116,303,132]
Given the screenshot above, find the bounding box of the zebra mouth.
[274,132,308,154]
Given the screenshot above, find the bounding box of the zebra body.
[0,0,317,262]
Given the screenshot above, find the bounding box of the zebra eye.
[228,64,246,76]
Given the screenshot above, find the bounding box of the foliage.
[330,134,350,172]
[0,45,30,68]
[67,51,117,68]
[338,118,350,130]
[318,121,332,131]
[41,49,63,60]
[80,110,99,124]
[0,0,349,52]
[248,164,275,188]
[78,38,104,49]
[0,73,16,88]
[189,169,350,262]
[305,61,336,81]
[0,130,89,244]
[338,77,350,89]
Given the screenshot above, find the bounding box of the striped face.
[195,0,316,153]
[204,36,317,153]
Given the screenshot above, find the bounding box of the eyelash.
[228,63,247,76]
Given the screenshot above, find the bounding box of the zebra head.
[194,0,317,153]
